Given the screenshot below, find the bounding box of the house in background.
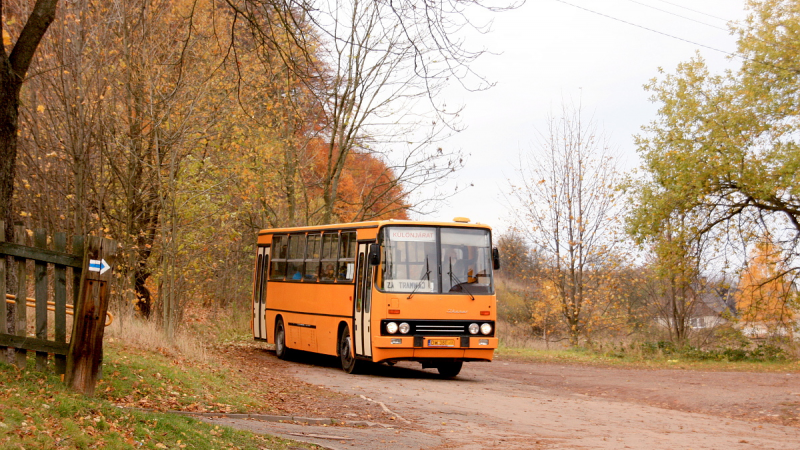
[687,289,735,330]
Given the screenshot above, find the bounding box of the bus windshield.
[380,226,494,295]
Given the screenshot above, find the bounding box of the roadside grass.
[99,315,280,414]
[98,341,269,414]
[0,362,317,450]
[496,343,800,373]
[106,312,352,416]
[1,306,354,450]
[0,338,321,450]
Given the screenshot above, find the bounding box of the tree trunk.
[0,65,20,241]
[1,1,60,328]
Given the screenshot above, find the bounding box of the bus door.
[354,242,374,357]
[253,245,270,340]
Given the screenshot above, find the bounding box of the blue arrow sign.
[89,259,111,275]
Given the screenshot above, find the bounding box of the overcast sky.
[414,0,749,233]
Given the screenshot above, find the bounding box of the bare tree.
[226,0,520,224]
[510,101,622,346]
[314,0,456,222]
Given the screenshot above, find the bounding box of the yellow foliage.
[735,237,795,327]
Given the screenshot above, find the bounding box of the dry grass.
[12,300,209,364]
[105,313,209,363]
[497,319,569,351]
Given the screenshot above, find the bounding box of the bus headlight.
[399,322,410,334]
[386,322,398,334]
[469,323,480,335]
[480,323,492,335]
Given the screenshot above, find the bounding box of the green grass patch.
[0,350,319,450]
[496,343,800,373]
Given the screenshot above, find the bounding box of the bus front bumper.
[371,336,498,363]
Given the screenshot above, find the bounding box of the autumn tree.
[630,0,800,279]
[510,102,623,346]
[735,234,797,338]
[1,0,58,241]
[315,144,410,222]
[13,0,237,329]
[219,2,327,228]
[13,0,111,237]
[5,0,520,339]
[638,214,709,343]
[497,232,539,279]
[227,0,520,224]
[495,232,561,345]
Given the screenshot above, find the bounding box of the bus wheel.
[338,326,358,374]
[275,318,290,360]
[437,361,463,378]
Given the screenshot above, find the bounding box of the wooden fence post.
[0,220,6,362]
[34,229,48,371]
[65,236,117,395]
[14,224,27,368]
[68,235,84,376]
[54,233,68,374]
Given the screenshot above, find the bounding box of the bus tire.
[275,318,290,360]
[437,361,463,378]
[338,326,359,374]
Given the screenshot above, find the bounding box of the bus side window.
[255,253,263,302]
[355,253,364,312]
[337,231,357,281]
[270,235,287,280]
[305,234,321,281]
[287,234,306,281]
[321,233,338,282]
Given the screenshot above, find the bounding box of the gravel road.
[204,349,800,449]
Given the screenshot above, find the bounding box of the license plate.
[428,339,455,347]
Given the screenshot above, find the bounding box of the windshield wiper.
[408,259,430,299]
[447,259,475,300]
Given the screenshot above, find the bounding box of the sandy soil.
[214,346,800,449]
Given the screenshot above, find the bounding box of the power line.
[624,0,730,31]
[552,0,735,57]
[553,0,796,74]
[653,0,731,23]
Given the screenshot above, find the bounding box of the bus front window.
[441,228,494,295]
[382,227,438,293]
[380,226,494,295]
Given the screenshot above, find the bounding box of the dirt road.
[207,348,800,449]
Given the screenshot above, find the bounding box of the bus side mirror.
[368,244,380,266]
[492,248,500,270]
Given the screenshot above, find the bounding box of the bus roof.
[257,219,493,236]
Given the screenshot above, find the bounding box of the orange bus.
[251,219,500,377]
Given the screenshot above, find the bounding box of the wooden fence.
[1,221,117,395]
